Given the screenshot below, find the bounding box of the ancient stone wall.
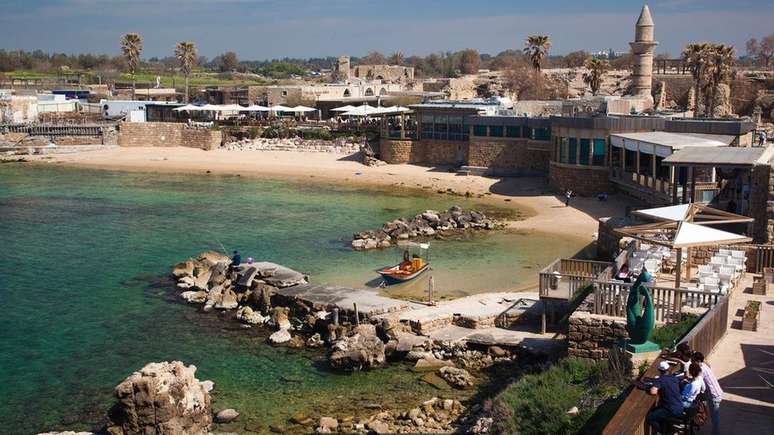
[378,139,461,166]
[118,122,222,150]
[380,139,413,164]
[549,162,612,196]
[467,138,549,175]
[749,163,772,243]
[568,312,629,360]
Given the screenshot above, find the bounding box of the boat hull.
[378,263,430,285]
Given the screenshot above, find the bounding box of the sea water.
[0,164,586,433]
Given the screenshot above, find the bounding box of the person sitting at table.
[616,263,631,282]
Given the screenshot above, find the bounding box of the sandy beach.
[20,147,632,240]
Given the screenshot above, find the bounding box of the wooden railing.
[602,289,731,435]
[539,258,612,299]
[741,244,774,274]
[592,281,722,324]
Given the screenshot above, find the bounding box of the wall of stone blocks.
[118,122,222,150]
[568,312,629,360]
[467,138,550,174]
[749,164,772,243]
[378,139,461,166]
[549,162,612,196]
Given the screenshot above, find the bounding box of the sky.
[0,0,771,60]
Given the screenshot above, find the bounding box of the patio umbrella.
[244,105,270,112]
[341,104,381,117]
[291,105,317,113]
[672,222,751,249]
[172,104,203,112]
[331,105,356,112]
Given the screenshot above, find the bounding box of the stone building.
[352,64,414,82]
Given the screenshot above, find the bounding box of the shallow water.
[0,164,586,433]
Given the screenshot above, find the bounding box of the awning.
[663,146,774,167]
[610,132,729,158]
[672,221,751,248]
[634,204,692,222]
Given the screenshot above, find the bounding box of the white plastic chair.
[718,249,732,257]
[731,250,747,260]
[718,272,733,289]
[728,257,745,273]
[710,256,726,265]
[644,259,660,273]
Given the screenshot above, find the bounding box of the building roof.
[662,146,774,167]
[611,131,734,149]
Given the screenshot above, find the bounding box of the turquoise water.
[0,164,584,433]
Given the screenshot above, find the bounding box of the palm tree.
[704,44,735,116]
[523,35,551,72]
[388,52,404,66]
[583,58,609,96]
[175,41,197,103]
[120,33,143,99]
[682,43,710,115]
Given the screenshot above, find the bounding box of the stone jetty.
[352,205,499,250]
[225,137,361,154]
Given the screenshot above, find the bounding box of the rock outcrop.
[352,206,499,250]
[329,330,386,372]
[438,366,476,388]
[106,361,213,435]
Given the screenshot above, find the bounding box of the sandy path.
[22,147,631,240]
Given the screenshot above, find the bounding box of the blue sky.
[1,0,771,60]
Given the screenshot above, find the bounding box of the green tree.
[388,52,404,66]
[218,51,239,72]
[523,35,551,72]
[583,58,610,96]
[120,33,143,98]
[174,41,197,103]
[703,44,735,116]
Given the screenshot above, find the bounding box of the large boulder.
[171,260,194,279]
[106,361,212,435]
[215,288,238,310]
[180,291,207,304]
[214,408,240,424]
[236,306,266,325]
[329,332,386,372]
[269,329,292,345]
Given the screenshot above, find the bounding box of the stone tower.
[336,56,351,81]
[629,5,658,103]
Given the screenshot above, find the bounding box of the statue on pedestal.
[625,269,659,352]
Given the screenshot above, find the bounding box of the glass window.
[592,139,606,166]
[579,139,591,165]
[434,115,448,140]
[559,138,569,163]
[533,128,551,140]
[625,149,637,172]
[568,138,578,164]
[489,126,504,137]
[420,114,434,140]
[506,126,521,138]
[448,116,464,140]
[473,125,488,136]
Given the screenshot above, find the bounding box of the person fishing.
[230,250,242,268]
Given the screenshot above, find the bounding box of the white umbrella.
[291,105,317,113]
[200,104,221,111]
[331,105,356,112]
[341,104,381,117]
[269,105,293,112]
[244,104,270,112]
[219,104,245,112]
[374,106,410,115]
[672,222,751,249]
[634,204,692,222]
[173,104,203,112]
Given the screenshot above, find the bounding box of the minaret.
[629,5,658,103]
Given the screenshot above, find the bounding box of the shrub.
[300,128,332,141]
[651,313,699,349]
[490,358,619,435]
[261,126,280,138]
[247,127,259,139]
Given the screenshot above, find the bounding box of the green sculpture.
[624,270,659,352]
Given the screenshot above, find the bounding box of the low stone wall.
[224,137,360,154]
[749,163,772,243]
[52,136,103,146]
[467,138,550,175]
[549,162,612,196]
[380,139,413,164]
[118,122,222,150]
[379,139,460,166]
[568,311,628,360]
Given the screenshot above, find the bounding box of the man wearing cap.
[646,361,684,434]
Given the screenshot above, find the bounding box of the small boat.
[378,242,430,285]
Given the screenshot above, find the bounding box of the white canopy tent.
[672,222,751,249]
[341,104,382,117]
[634,204,692,222]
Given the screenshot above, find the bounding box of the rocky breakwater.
[106,361,214,435]
[224,137,361,154]
[352,206,500,250]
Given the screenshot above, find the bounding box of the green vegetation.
[651,313,699,349]
[491,358,626,435]
[257,61,307,79]
[300,129,333,140]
